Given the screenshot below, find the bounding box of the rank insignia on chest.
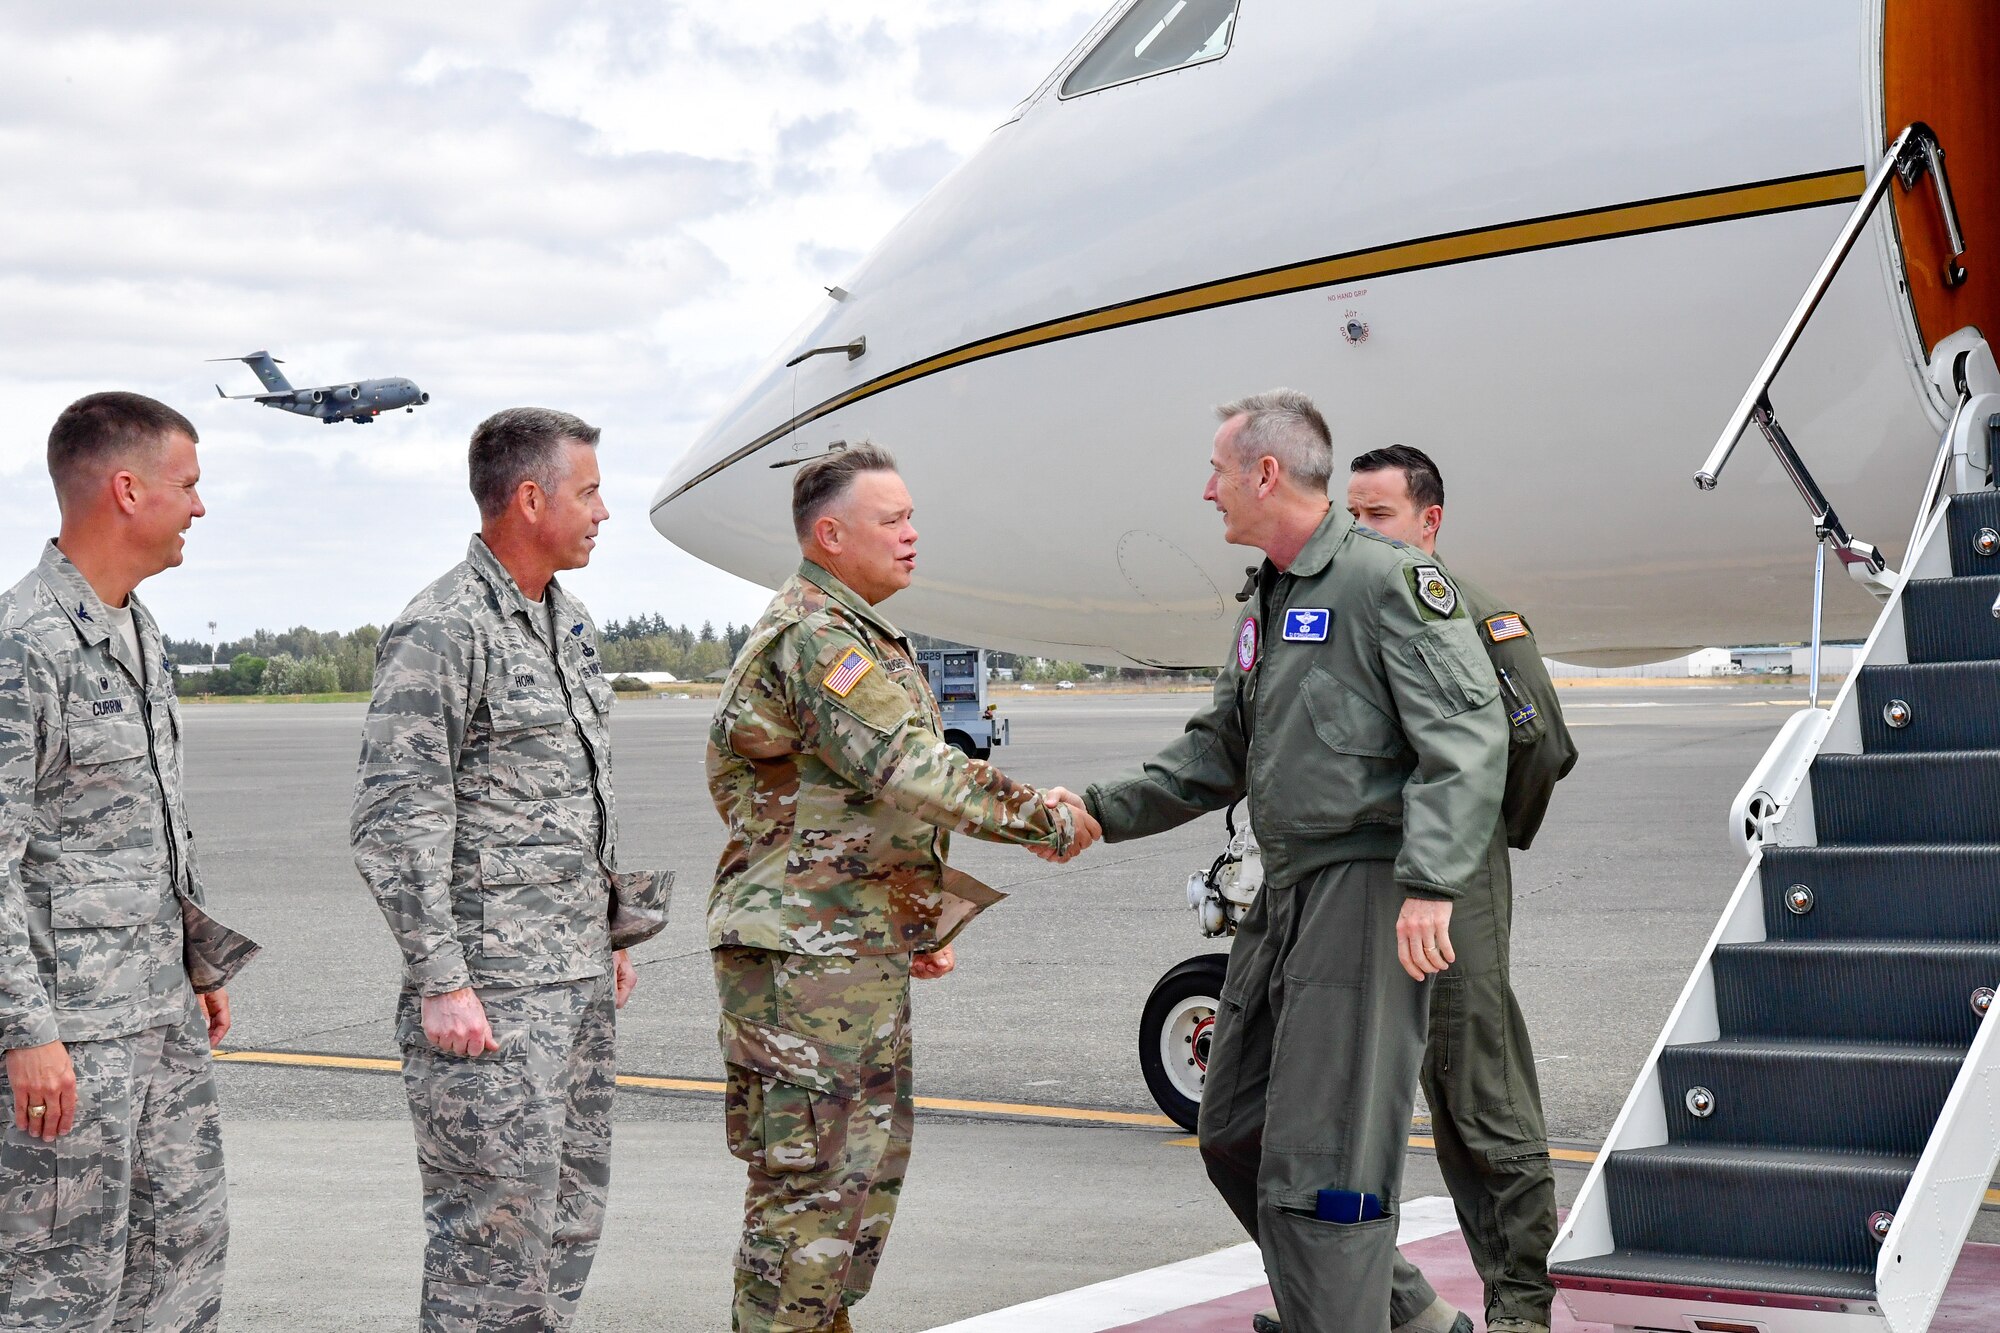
[1411,565,1458,618]
[822,647,875,697]
[1282,608,1330,642]
[1484,612,1528,643]
[1236,617,1259,670]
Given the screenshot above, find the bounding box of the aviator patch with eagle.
[1407,564,1463,620]
[706,560,1073,958]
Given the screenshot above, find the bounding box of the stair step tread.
[1613,1142,1919,1174]
[1758,846,2000,941]
[1659,1039,1962,1154]
[1948,491,2000,579]
[1667,1036,1965,1063]
[1766,843,2000,856]
[1900,575,2000,663]
[1718,938,2000,957]
[1908,572,2000,588]
[1818,748,2000,762]
[1551,1248,1876,1301]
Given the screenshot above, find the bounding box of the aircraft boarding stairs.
[1547,122,2000,1333]
[1549,478,2000,1332]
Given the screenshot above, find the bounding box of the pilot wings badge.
[1412,565,1458,618]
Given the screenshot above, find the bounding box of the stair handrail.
[1903,390,1973,575]
[1696,122,1967,493]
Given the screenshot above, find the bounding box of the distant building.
[1545,643,1863,679]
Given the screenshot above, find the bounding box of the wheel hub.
[1160,997,1218,1101]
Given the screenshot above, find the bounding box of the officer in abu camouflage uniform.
[709,443,1094,1333]
[0,392,258,1332]
[1057,392,1507,1333]
[352,407,671,1333]
[1348,445,1576,1333]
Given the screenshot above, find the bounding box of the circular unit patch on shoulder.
[1237,617,1259,671]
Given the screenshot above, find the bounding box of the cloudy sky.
[0,1,1103,644]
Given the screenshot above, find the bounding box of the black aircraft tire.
[1138,952,1231,1133]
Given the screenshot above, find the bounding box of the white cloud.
[0,0,1104,637]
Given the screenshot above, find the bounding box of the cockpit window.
[1060,0,1238,98]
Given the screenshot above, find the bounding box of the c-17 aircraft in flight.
[211,350,428,424]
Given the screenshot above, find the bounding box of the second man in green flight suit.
[1348,444,1577,1333]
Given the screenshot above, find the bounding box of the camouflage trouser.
[0,997,228,1332]
[714,947,913,1333]
[397,973,614,1333]
[1391,829,1556,1329]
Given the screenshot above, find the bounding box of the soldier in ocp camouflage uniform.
[709,443,1092,1333]
[352,408,671,1333]
[0,393,258,1333]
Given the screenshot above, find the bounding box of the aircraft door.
[1882,1,2000,366]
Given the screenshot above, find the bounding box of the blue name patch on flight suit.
[1282,609,1330,641]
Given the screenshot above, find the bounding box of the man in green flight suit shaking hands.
[1052,391,1509,1333]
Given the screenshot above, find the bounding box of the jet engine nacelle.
[307,390,325,404]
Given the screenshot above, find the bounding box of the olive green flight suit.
[1389,571,1576,1333]
[1086,508,1507,1333]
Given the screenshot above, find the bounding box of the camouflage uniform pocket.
[719,1011,861,1176]
[49,882,173,1007]
[726,1073,848,1175]
[0,1122,97,1254]
[475,845,589,960]
[402,1042,542,1180]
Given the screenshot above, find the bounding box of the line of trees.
[599,617,753,681]
[159,618,1212,697]
[164,626,382,695]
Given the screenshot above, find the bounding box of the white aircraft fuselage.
[652,0,1999,668]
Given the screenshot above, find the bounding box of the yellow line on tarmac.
[215,1050,399,1073]
[215,1051,2000,1197]
[214,1049,1177,1129]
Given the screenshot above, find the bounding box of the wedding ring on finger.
[28,1104,47,1118]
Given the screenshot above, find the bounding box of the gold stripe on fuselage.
[657,165,1867,509]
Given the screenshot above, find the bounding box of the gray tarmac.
[175,684,1957,1330]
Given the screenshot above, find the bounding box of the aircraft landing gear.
[1139,952,1228,1132]
[1138,802,1260,1130]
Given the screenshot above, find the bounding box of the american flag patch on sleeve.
[1484,613,1529,643]
[821,647,875,697]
